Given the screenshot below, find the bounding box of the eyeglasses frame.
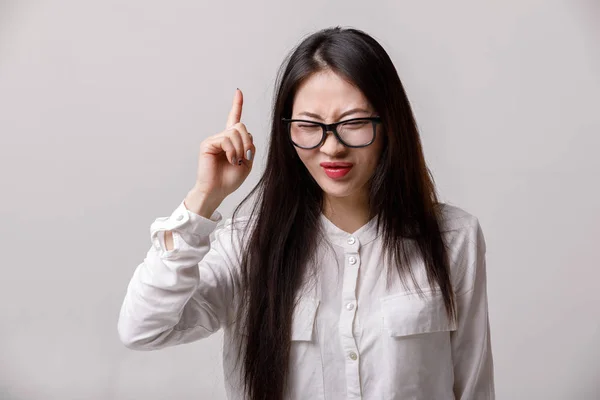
[281,116,382,149]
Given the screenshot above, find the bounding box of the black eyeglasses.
[281,116,382,149]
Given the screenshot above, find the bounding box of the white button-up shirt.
[118,201,495,399]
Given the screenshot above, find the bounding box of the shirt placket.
[338,235,362,399]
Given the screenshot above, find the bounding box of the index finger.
[226,88,243,128]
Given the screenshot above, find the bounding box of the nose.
[319,130,346,156]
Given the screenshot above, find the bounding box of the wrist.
[184,188,223,219]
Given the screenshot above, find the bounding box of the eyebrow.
[297,108,371,120]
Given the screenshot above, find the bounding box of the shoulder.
[435,202,487,292]
[435,202,485,251]
[436,203,481,233]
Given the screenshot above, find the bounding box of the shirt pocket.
[381,289,457,336]
[287,297,325,400]
[379,290,456,399]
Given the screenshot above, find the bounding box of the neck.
[322,190,371,234]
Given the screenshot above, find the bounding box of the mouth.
[320,162,353,179]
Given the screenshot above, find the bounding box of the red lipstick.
[320,162,353,179]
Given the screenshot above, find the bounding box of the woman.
[118,27,494,400]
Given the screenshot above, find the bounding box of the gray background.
[1,0,599,399]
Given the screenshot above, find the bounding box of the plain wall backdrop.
[1,0,598,399]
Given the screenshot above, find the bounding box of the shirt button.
[348,351,358,361]
[348,256,357,265]
[176,215,184,221]
[347,236,356,245]
[346,303,354,311]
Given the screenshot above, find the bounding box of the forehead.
[292,70,371,117]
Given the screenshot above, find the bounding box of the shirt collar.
[318,213,380,248]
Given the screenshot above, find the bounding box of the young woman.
[118,27,494,400]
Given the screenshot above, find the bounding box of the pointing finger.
[226,88,243,128]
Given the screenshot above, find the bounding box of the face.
[291,69,384,202]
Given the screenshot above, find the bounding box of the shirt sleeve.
[451,219,495,399]
[117,200,243,350]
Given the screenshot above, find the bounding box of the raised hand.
[185,89,256,217]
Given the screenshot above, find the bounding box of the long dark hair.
[231,26,455,400]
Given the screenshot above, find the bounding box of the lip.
[320,162,353,168]
[320,161,353,179]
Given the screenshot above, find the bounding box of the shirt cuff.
[150,200,222,251]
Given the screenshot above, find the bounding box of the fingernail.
[231,156,236,165]
[246,149,253,161]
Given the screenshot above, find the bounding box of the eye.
[341,120,369,128]
[296,123,321,130]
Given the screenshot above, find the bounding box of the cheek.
[296,149,318,171]
[361,144,384,175]
[361,157,380,179]
[367,134,385,170]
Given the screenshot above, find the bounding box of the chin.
[317,180,358,199]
